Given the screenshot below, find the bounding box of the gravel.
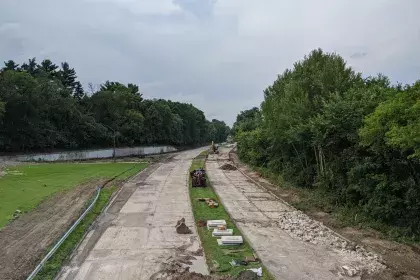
[272,210,386,276]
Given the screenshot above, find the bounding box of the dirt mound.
[220,163,237,171]
[176,217,192,234]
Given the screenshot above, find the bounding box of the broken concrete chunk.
[342,265,358,277]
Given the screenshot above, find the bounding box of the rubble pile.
[273,210,386,275]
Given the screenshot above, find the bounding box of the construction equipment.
[211,141,219,154]
[190,168,206,187]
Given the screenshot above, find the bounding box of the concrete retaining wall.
[0,146,177,162]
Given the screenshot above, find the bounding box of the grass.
[0,162,147,228]
[189,150,274,279]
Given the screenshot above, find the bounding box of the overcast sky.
[1,0,420,125]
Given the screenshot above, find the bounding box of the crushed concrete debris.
[272,210,386,275]
[341,265,358,277]
[176,218,192,234]
[219,163,237,171]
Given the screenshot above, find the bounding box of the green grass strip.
[189,150,274,279]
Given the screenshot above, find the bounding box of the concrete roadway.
[206,149,373,280]
[58,148,207,280]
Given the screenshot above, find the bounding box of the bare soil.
[229,150,420,280]
[0,180,101,280]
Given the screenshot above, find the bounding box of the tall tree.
[38,59,59,77]
[20,58,38,75]
[59,62,77,91]
[74,81,85,99]
[3,60,19,71]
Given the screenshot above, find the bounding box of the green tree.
[2,60,19,71]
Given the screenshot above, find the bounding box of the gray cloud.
[1,0,420,125]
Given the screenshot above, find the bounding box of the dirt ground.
[229,150,420,280]
[0,180,101,280]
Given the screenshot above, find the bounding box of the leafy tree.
[234,49,420,238]
[360,81,420,159]
[0,57,228,154]
[231,107,260,138]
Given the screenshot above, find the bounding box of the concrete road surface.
[206,148,383,280]
[59,148,207,280]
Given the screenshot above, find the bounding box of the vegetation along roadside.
[232,48,420,243]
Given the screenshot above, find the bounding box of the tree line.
[0,58,230,153]
[233,49,420,240]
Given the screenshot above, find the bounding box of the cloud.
[1,0,420,125]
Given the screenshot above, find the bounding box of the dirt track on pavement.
[0,181,98,280]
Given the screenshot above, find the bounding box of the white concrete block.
[206,220,227,229]
[221,236,243,244]
[212,229,233,237]
[217,239,241,246]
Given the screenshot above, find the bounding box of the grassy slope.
[0,162,147,228]
[189,151,274,279]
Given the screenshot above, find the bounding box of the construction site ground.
[58,148,208,280]
[224,147,420,280]
[5,147,420,280]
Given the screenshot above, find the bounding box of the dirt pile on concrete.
[273,210,386,276]
[220,163,237,171]
[176,217,192,234]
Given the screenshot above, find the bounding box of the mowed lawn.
[0,162,147,228]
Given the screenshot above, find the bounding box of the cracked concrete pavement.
[58,148,207,280]
[206,148,385,280]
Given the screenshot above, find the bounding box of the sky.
[1,0,420,125]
